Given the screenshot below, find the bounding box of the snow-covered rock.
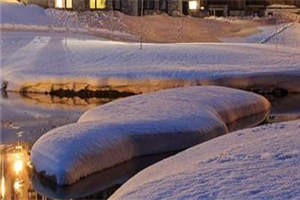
[31,86,270,185]
[110,119,300,200]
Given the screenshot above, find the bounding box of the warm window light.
[90,0,96,9]
[13,160,23,174]
[66,0,72,9]
[90,0,106,9]
[55,0,64,8]
[189,1,198,10]
[97,0,106,9]
[55,0,72,8]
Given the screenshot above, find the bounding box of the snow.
[0,1,135,39]
[1,30,300,94]
[1,2,299,94]
[222,22,300,47]
[30,86,270,185]
[263,23,300,48]
[110,119,300,200]
[0,1,52,25]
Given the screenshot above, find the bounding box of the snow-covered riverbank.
[1,31,300,95]
[110,119,300,200]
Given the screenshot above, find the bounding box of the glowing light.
[90,0,96,9]
[1,177,5,198]
[15,145,22,150]
[55,0,64,8]
[96,0,106,9]
[189,1,198,10]
[14,180,23,191]
[200,6,205,10]
[90,0,106,9]
[13,160,23,174]
[66,0,72,8]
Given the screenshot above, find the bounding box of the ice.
[31,86,270,185]
[110,119,300,200]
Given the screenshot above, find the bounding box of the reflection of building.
[19,0,300,16]
[0,145,50,200]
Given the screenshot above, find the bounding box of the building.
[201,0,269,17]
[19,0,300,17]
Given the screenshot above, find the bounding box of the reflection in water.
[1,92,121,199]
[0,143,40,200]
[0,143,174,200]
[33,153,175,200]
[1,92,176,199]
[0,92,112,145]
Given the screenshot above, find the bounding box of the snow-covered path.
[110,119,300,200]
[1,31,300,94]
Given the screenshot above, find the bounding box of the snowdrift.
[0,2,52,25]
[110,119,300,200]
[0,2,135,40]
[31,86,270,185]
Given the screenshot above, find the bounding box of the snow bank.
[31,86,270,185]
[110,119,300,200]
[0,2,135,40]
[0,2,52,25]
[2,31,300,94]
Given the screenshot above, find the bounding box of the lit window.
[90,0,96,9]
[90,0,106,9]
[55,0,64,8]
[189,1,197,10]
[55,0,72,9]
[66,0,72,9]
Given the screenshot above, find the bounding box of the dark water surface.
[1,92,300,200]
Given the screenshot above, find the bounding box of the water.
[1,92,300,200]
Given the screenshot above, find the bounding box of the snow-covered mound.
[1,31,300,94]
[31,86,270,185]
[0,2,135,40]
[110,119,300,200]
[0,2,52,25]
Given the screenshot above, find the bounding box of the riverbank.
[2,30,300,96]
